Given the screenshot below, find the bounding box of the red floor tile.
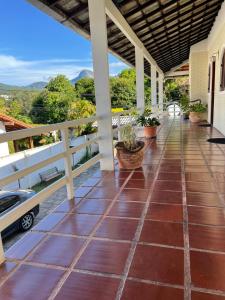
[121,281,184,300]
[140,220,184,247]
[0,262,17,282]
[188,206,225,226]
[191,250,225,291]
[150,190,183,204]
[186,192,222,207]
[75,186,93,198]
[53,214,100,236]
[76,240,130,274]
[82,177,101,187]
[185,160,206,166]
[0,264,64,300]
[159,165,182,173]
[185,166,209,173]
[189,224,225,252]
[186,181,216,193]
[154,180,182,191]
[185,172,213,182]
[157,172,182,181]
[129,245,184,285]
[146,203,183,222]
[192,291,225,300]
[108,201,145,218]
[97,178,125,188]
[118,189,149,202]
[28,235,85,267]
[86,187,118,199]
[131,171,155,180]
[55,272,119,300]
[125,179,152,189]
[75,198,111,215]
[33,213,66,231]
[54,198,82,213]
[95,217,138,241]
[6,232,46,260]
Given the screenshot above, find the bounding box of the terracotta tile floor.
[1,118,225,299]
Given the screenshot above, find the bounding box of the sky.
[0,0,128,86]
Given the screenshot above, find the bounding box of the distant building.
[0,113,33,158]
[0,94,11,101]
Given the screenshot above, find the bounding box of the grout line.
[181,121,192,300]
[115,118,176,300]
[47,167,135,300]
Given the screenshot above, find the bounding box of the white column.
[135,46,145,112]
[151,64,157,107]
[61,128,74,200]
[88,0,114,170]
[158,74,164,112]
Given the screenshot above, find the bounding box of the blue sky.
[0,0,127,85]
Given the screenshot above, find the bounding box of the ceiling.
[30,0,223,73]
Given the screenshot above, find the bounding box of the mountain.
[71,69,94,85]
[0,69,94,93]
[25,81,47,90]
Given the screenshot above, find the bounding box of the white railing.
[0,115,103,262]
[0,109,137,262]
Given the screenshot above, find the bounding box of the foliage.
[120,125,138,151]
[112,108,124,113]
[189,103,207,113]
[164,77,189,103]
[137,114,160,127]
[30,75,77,124]
[110,76,136,108]
[180,94,190,113]
[81,122,97,135]
[46,75,75,94]
[75,78,95,102]
[68,99,96,136]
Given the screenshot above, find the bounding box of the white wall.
[189,1,225,135]
[0,122,9,157]
[0,134,98,191]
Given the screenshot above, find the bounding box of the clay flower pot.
[189,112,202,123]
[144,126,157,138]
[116,141,145,169]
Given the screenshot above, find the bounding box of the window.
[220,49,225,91]
[0,195,20,213]
[208,64,211,93]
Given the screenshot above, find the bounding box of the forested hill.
[0,69,94,93]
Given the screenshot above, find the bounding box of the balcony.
[0,0,225,299]
[0,118,224,299]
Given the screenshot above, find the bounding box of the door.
[210,60,216,125]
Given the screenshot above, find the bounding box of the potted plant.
[137,113,160,138]
[115,125,145,169]
[189,103,207,123]
[180,94,190,119]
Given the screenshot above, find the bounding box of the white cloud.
[0,54,93,85]
[0,54,128,86]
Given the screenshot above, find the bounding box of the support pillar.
[158,74,164,112]
[88,0,114,170]
[151,64,157,108]
[135,46,145,112]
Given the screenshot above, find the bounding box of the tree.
[30,75,76,124]
[75,78,95,102]
[47,75,75,94]
[110,76,136,108]
[68,99,96,136]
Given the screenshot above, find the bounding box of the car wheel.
[20,213,34,231]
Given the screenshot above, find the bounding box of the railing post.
[0,236,5,264]
[117,115,121,141]
[61,128,74,200]
[88,0,114,170]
